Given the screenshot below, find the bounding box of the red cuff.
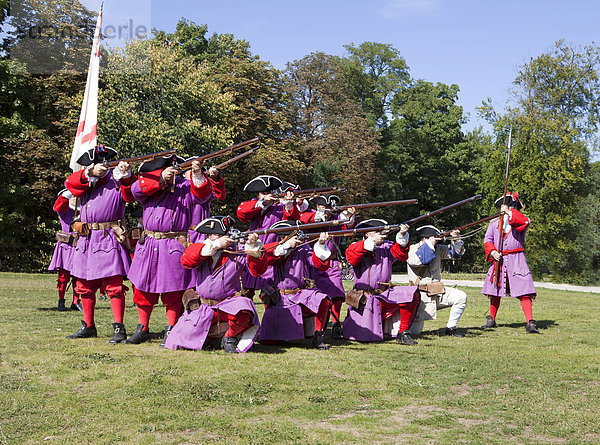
[210,175,226,201]
[138,170,166,196]
[312,251,330,271]
[346,240,368,266]
[283,204,300,221]
[191,172,212,200]
[180,243,210,269]
[119,173,137,202]
[65,169,90,197]
[300,211,316,224]
[237,199,261,222]
[391,242,409,261]
[247,250,269,277]
[53,196,70,213]
[484,241,497,262]
[510,209,530,232]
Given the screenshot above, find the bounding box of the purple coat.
[128,177,209,293]
[481,217,536,298]
[259,244,329,342]
[188,198,213,244]
[48,205,75,272]
[165,248,259,353]
[69,173,131,281]
[343,241,418,342]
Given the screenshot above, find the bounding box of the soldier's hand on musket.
[191,160,204,174]
[450,229,461,241]
[287,236,303,249]
[117,161,131,175]
[398,224,410,236]
[91,163,108,177]
[368,232,386,246]
[246,233,259,245]
[161,166,177,184]
[317,232,330,244]
[207,166,220,178]
[215,236,235,250]
[490,250,502,261]
[280,191,295,207]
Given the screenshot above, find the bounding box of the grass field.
[1,272,599,444]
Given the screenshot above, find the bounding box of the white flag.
[69,6,103,171]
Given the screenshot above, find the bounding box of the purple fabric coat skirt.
[164,296,259,353]
[481,252,536,298]
[343,286,419,342]
[48,242,74,272]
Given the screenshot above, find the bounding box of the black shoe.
[481,315,497,329]
[160,325,174,348]
[57,299,67,312]
[396,330,418,345]
[312,330,330,350]
[445,327,465,337]
[526,320,539,334]
[109,323,127,344]
[124,324,149,344]
[66,320,97,339]
[99,292,108,301]
[331,322,342,340]
[221,336,239,353]
[70,299,83,311]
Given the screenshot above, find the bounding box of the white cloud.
[377,0,441,20]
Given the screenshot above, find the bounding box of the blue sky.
[82,0,599,133]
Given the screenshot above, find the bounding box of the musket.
[438,212,503,239]
[272,186,345,199]
[229,218,351,240]
[495,126,513,287]
[332,199,418,213]
[213,146,259,170]
[173,137,259,173]
[300,195,483,241]
[103,150,177,169]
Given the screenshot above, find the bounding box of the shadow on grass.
[496,319,557,330]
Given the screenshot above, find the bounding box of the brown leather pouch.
[55,231,74,245]
[182,288,200,311]
[260,285,280,306]
[72,221,90,236]
[345,289,366,309]
[425,282,446,296]
[129,227,142,240]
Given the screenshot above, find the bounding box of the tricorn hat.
[195,216,235,235]
[268,220,300,237]
[277,181,299,194]
[355,219,387,231]
[243,175,283,193]
[416,225,441,238]
[76,144,118,166]
[57,188,73,199]
[310,194,341,208]
[138,154,184,173]
[494,192,523,210]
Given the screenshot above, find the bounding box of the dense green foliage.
[0,2,598,282]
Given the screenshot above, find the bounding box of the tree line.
[1,0,599,282]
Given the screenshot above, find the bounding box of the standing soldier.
[300,194,356,339]
[125,156,214,346]
[236,175,301,301]
[258,221,334,350]
[481,193,538,333]
[48,188,81,312]
[165,216,267,353]
[343,219,420,344]
[64,146,134,343]
[406,225,468,338]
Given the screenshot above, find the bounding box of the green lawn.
[1,272,599,444]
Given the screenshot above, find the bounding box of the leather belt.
[88,220,122,230]
[280,288,302,295]
[144,230,188,240]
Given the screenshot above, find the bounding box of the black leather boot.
[57,299,67,312]
[526,319,539,334]
[331,322,342,340]
[160,325,174,348]
[481,315,497,329]
[109,323,127,344]
[396,330,418,345]
[125,324,150,344]
[445,327,465,337]
[312,330,330,350]
[66,320,97,339]
[221,336,239,353]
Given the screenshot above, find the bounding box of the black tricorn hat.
[276,181,299,194]
[310,194,341,208]
[57,187,71,197]
[268,220,299,236]
[243,175,283,193]
[195,216,235,235]
[494,192,523,210]
[416,225,441,238]
[138,154,184,173]
[355,218,387,230]
[76,144,118,166]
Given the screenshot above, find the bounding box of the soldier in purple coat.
[125,155,214,345]
[259,220,334,350]
[166,216,268,353]
[343,219,420,344]
[48,188,81,312]
[481,193,538,333]
[300,194,356,339]
[64,146,135,343]
[236,176,303,301]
